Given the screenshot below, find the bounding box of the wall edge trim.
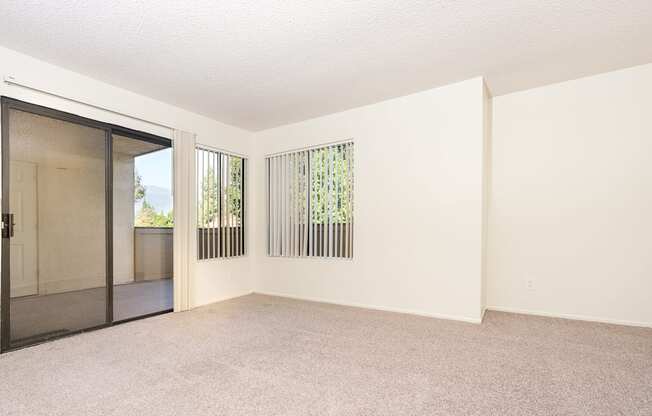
[254,291,483,324]
[190,290,255,310]
[487,306,652,328]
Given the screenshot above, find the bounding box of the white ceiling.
[1,1,651,131]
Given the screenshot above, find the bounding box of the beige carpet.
[0,294,650,415]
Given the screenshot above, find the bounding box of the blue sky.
[134,148,173,215]
[135,148,172,190]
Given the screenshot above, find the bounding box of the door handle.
[2,213,14,238]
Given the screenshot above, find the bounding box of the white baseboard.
[187,291,650,329]
[487,306,652,328]
[254,291,483,324]
[190,290,254,310]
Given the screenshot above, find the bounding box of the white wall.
[481,82,492,314]
[252,78,487,323]
[113,150,136,285]
[0,46,255,310]
[488,63,652,327]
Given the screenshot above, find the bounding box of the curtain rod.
[3,75,175,131]
[264,139,354,158]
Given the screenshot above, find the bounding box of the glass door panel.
[112,134,173,321]
[4,107,108,348]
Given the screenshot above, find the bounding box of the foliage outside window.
[266,141,354,258]
[134,170,174,227]
[309,147,353,225]
[196,148,245,259]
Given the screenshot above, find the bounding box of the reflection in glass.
[8,109,107,347]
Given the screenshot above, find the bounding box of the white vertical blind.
[196,147,245,259]
[266,141,354,258]
[173,130,195,312]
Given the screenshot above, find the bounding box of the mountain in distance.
[136,185,173,214]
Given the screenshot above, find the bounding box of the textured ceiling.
[1,1,652,131]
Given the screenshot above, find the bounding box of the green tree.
[310,147,352,224]
[199,158,244,227]
[136,200,174,227]
[134,170,173,227]
[200,166,219,226]
[134,170,146,203]
[226,157,243,222]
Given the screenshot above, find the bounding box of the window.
[196,147,245,259]
[266,141,354,258]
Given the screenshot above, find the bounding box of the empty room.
[0,1,650,415]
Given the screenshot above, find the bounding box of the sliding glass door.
[1,101,110,350]
[1,98,173,351]
[112,134,173,322]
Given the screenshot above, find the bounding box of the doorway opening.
[0,97,173,352]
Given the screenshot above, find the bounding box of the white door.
[10,161,38,297]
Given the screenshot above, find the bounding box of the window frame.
[195,145,247,261]
[265,140,354,260]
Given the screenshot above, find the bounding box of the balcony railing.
[267,223,353,258]
[197,226,245,259]
[134,227,173,280]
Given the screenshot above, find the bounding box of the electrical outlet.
[526,279,534,290]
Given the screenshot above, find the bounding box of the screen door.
[1,100,110,350]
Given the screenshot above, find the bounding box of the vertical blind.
[196,147,245,259]
[266,141,354,258]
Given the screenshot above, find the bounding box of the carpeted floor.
[0,294,650,415]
